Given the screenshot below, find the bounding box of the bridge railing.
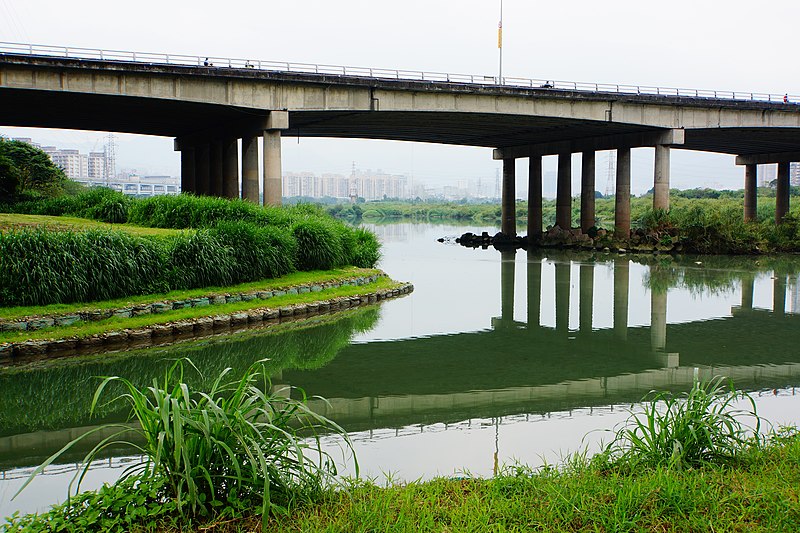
[1,41,797,104]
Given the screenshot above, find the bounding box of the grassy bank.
[6,375,800,532]
[0,272,397,344]
[1,191,381,307]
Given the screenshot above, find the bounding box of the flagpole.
[498,0,503,83]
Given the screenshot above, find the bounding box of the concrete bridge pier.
[179,146,195,194]
[222,137,239,199]
[580,151,596,232]
[614,258,630,340]
[776,162,791,224]
[736,153,799,224]
[501,158,516,237]
[528,156,543,241]
[263,111,289,207]
[743,164,758,222]
[194,143,211,195]
[210,140,224,196]
[615,148,632,239]
[556,153,572,229]
[653,145,670,211]
[241,135,259,203]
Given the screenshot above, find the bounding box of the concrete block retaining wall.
[0,281,413,363]
[0,273,385,333]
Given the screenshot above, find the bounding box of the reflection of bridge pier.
[555,262,571,334]
[526,251,542,326]
[614,258,630,341]
[774,272,786,317]
[579,264,594,335]
[492,249,520,329]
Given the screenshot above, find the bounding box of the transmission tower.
[604,151,616,197]
[104,133,116,185]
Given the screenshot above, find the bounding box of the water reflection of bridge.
[4,253,800,471]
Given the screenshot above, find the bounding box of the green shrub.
[292,218,346,271]
[211,221,297,282]
[14,359,355,526]
[350,227,381,268]
[604,377,761,469]
[168,230,235,289]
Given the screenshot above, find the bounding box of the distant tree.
[0,138,66,201]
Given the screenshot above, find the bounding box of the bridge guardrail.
[1,41,797,105]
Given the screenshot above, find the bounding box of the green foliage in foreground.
[0,193,381,306]
[603,377,761,469]
[8,359,355,531]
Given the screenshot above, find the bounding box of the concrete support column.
[501,158,516,237]
[526,252,542,327]
[263,130,282,206]
[580,151,595,232]
[500,250,516,325]
[194,143,210,195]
[556,153,572,229]
[209,140,224,196]
[774,272,786,316]
[528,156,543,240]
[743,164,758,223]
[615,147,631,238]
[222,137,239,199]
[650,290,667,352]
[241,135,259,204]
[579,263,594,335]
[613,258,629,341]
[776,162,790,224]
[653,145,670,211]
[180,147,195,194]
[555,262,571,334]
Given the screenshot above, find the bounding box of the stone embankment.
[0,276,413,363]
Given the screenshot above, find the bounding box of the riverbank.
[8,430,799,532]
[0,269,412,364]
[255,434,800,532]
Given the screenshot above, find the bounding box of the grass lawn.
[0,213,185,237]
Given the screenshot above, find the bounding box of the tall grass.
[0,229,168,306]
[603,377,761,469]
[16,358,356,525]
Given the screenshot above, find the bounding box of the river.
[2,221,800,518]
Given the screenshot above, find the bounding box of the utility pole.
[498,0,503,83]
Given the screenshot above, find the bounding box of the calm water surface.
[3,221,800,517]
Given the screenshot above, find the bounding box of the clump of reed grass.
[15,358,355,526]
[0,228,168,306]
[603,377,761,469]
[212,221,297,282]
[292,218,347,271]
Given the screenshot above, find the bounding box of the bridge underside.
[3,88,800,156]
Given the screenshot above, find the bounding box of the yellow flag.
[497,22,502,49]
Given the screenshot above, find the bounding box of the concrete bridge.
[2,43,800,235]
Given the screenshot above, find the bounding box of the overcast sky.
[1,0,798,195]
